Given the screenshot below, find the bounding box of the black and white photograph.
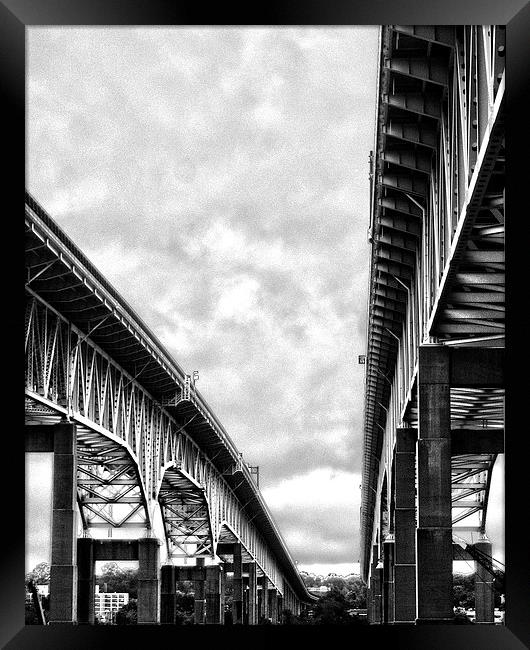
[4,3,528,647]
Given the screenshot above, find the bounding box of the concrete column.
[416,345,454,623]
[160,565,176,624]
[374,565,383,624]
[247,562,257,624]
[394,427,417,624]
[242,574,249,624]
[269,590,278,623]
[205,566,222,624]
[220,565,227,623]
[474,539,495,624]
[369,543,381,624]
[367,575,374,623]
[76,538,95,624]
[383,536,395,624]
[137,538,160,624]
[193,558,206,624]
[260,575,269,622]
[49,423,77,624]
[232,543,243,624]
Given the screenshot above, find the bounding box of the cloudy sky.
[26,26,503,577]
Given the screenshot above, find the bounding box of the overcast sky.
[26,26,503,577]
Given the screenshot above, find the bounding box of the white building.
[94,585,129,624]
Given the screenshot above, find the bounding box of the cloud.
[262,469,362,564]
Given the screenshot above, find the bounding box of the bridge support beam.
[383,536,395,624]
[77,538,95,624]
[49,423,78,625]
[474,539,495,624]
[232,543,243,624]
[394,427,417,624]
[260,575,269,622]
[416,346,454,623]
[247,562,258,624]
[160,565,176,624]
[137,538,160,624]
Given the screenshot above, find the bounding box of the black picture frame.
[4,1,529,647]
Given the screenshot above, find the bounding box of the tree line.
[25,562,503,625]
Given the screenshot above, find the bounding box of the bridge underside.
[361,25,504,626]
[25,192,314,624]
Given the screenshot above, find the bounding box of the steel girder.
[361,25,505,580]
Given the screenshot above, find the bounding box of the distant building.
[94,585,129,624]
[307,585,330,595]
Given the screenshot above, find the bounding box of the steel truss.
[25,292,284,589]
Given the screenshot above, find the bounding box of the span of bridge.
[25,192,316,624]
[360,25,505,625]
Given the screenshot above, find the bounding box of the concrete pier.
[394,427,417,624]
[260,575,269,621]
[232,543,243,624]
[160,565,176,624]
[76,538,95,624]
[193,558,206,624]
[269,589,278,624]
[137,538,160,624]
[416,346,454,623]
[49,423,78,625]
[474,538,495,624]
[383,535,395,624]
[205,566,222,624]
[247,562,257,624]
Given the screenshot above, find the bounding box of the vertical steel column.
[394,427,417,624]
[232,543,243,624]
[49,423,78,624]
[76,538,95,624]
[474,538,495,624]
[137,538,160,624]
[160,565,176,624]
[416,345,454,623]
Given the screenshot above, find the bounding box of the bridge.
[25,192,315,624]
[361,26,505,624]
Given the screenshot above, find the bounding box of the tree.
[26,562,50,585]
[96,562,138,597]
[175,590,195,624]
[345,578,367,609]
[115,599,137,625]
[453,570,504,611]
[311,587,360,625]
